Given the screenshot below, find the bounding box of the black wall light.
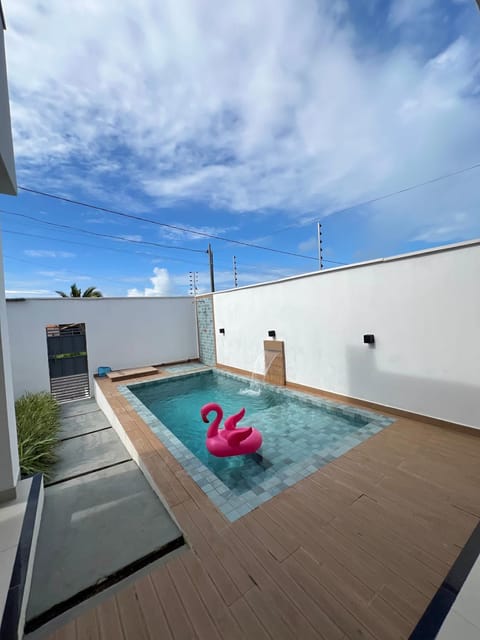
[363,334,375,344]
[219,328,225,335]
[268,330,276,338]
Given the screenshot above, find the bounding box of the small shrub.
[15,392,61,478]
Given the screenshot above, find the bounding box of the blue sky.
[1,0,479,297]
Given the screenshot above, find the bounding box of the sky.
[1,0,479,297]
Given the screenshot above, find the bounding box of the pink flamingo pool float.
[200,403,263,457]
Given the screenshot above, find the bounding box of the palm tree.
[56,283,103,298]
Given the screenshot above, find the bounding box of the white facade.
[7,297,198,398]
[214,241,480,429]
[0,12,16,195]
[0,233,19,499]
[0,2,18,500]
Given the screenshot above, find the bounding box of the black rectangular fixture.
[219,328,225,335]
[363,334,375,344]
[268,330,276,338]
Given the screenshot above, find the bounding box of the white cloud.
[118,234,143,242]
[298,237,318,254]
[24,249,76,258]
[159,224,239,242]
[388,0,434,27]
[3,0,480,246]
[38,270,91,282]
[5,289,51,296]
[170,265,308,294]
[412,212,476,243]
[127,267,171,296]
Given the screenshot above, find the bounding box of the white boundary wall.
[214,241,480,429]
[7,297,198,398]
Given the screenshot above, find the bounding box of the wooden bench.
[106,366,159,382]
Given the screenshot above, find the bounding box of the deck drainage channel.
[58,426,112,443]
[24,535,186,633]
[44,458,132,487]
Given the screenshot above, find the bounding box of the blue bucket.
[97,366,112,377]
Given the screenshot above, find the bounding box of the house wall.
[0,24,16,195]
[0,232,19,497]
[0,8,19,498]
[213,242,480,429]
[6,297,198,398]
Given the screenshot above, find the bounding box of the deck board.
[134,576,173,640]
[229,597,273,639]
[149,566,196,640]
[45,373,480,639]
[74,608,99,640]
[96,598,125,640]
[167,557,222,640]
[116,585,150,640]
[181,553,243,640]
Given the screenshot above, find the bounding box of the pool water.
[125,370,393,519]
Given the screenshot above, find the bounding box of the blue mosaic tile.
[196,297,216,366]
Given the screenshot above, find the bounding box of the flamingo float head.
[200,402,222,424]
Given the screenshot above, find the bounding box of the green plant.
[15,392,61,478]
[56,283,103,297]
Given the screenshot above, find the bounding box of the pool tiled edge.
[119,370,394,522]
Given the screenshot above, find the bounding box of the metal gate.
[46,323,90,402]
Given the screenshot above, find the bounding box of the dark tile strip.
[0,473,43,640]
[409,521,480,639]
[58,426,112,442]
[44,458,132,487]
[25,536,185,633]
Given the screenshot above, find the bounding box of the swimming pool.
[121,370,393,521]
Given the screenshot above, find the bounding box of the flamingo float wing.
[225,427,253,446]
[224,407,246,430]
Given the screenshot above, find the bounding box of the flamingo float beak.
[202,415,209,423]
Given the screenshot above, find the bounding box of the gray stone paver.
[48,428,131,485]
[58,410,110,439]
[27,461,181,620]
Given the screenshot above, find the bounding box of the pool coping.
[119,369,394,522]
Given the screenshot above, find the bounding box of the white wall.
[214,242,480,429]
[0,10,19,497]
[0,231,19,496]
[7,297,198,398]
[0,25,16,195]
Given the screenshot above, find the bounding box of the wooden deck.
[48,372,480,640]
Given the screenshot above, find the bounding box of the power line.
[6,200,344,267]
[265,160,480,237]
[0,209,205,254]
[17,159,480,264]
[1,229,207,266]
[2,253,148,288]
[1,218,312,273]
[18,186,320,262]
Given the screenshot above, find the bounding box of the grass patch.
[15,392,61,479]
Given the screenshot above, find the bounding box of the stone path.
[26,399,183,631]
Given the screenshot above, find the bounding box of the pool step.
[106,366,159,382]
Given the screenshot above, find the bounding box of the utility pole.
[233,255,238,287]
[317,222,323,270]
[207,243,215,292]
[189,271,199,295]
